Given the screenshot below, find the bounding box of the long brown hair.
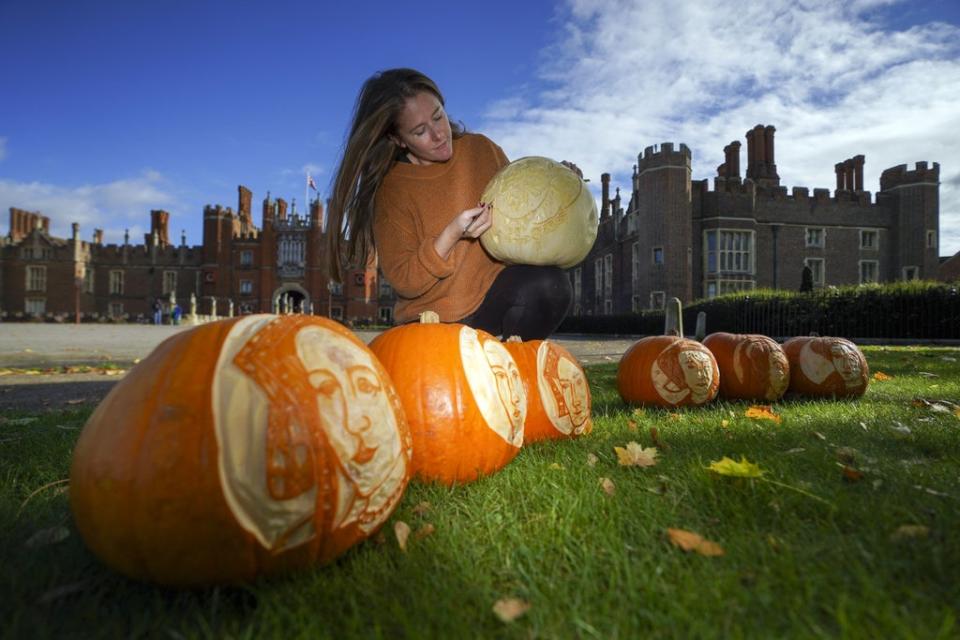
[326,68,464,282]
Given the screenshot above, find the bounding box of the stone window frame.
[572,268,582,307]
[239,249,254,267]
[631,294,642,313]
[704,228,755,276]
[652,246,664,265]
[239,279,253,295]
[859,228,879,251]
[594,257,603,306]
[25,265,47,292]
[109,302,124,318]
[805,227,825,248]
[109,270,125,296]
[902,266,919,281]
[603,253,613,304]
[859,259,879,284]
[804,257,826,287]
[926,230,937,249]
[650,291,666,310]
[25,297,46,315]
[162,270,177,295]
[378,306,393,324]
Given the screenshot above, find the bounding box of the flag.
[307,173,317,191]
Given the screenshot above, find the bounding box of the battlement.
[203,204,235,219]
[638,142,691,173]
[879,161,940,191]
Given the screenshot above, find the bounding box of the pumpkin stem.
[505,335,523,343]
[418,311,440,324]
[664,297,684,337]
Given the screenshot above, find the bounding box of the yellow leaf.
[614,442,658,467]
[889,525,930,542]
[667,528,725,556]
[414,523,436,540]
[872,371,892,381]
[586,453,598,467]
[745,405,782,424]
[492,597,531,623]
[706,456,764,478]
[720,419,730,428]
[669,412,684,421]
[599,477,616,496]
[394,521,411,552]
[549,462,565,471]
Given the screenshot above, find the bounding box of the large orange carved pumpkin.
[617,336,719,408]
[70,315,411,586]
[702,332,790,401]
[782,336,869,398]
[479,156,599,268]
[504,337,592,443]
[369,313,526,484]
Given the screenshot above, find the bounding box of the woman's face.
[391,91,453,165]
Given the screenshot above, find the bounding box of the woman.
[326,68,572,340]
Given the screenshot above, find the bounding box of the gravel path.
[0,322,637,413]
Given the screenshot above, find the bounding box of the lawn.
[1,346,958,639]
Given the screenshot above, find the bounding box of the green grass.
[1,346,958,639]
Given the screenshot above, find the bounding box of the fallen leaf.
[784,447,805,455]
[745,405,782,424]
[627,419,638,432]
[872,371,892,381]
[394,521,411,552]
[918,371,938,378]
[632,407,646,418]
[492,597,531,623]
[25,526,70,549]
[412,501,431,517]
[599,477,616,496]
[650,426,669,450]
[888,422,912,437]
[614,442,658,468]
[889,525,930,542]
[415,523,436,540]
[840,465,864,483]
[812,431,828,441]
[548,462,565,470]
[668,412,684,421]
[706,456,764,478]
[835,447,859,464]
[720,419,730,428]
[586,453,598,467]
[666,528,725,556]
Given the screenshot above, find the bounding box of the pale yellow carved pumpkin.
[480,156,598,268]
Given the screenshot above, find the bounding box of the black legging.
[459,265,572,340]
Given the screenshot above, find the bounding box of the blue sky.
[2,0,959,255]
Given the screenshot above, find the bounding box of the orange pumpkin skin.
[782,336,869,398]
[69,315,411,587]
[617,336,719,407]
[369,322,526,484]
[703,332,790,401]
[504,339,592,444]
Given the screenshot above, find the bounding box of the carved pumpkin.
[369,312,526,484]
[782,336,869,398]
[703,332,790,401]
[504,337,592,443]
[617,336,720,407]
[70,315,411,586]
[480,156,599,268]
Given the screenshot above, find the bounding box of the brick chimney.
[601,173,611,218]
[150,210,170,246]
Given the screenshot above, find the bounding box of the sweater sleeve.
[373,195,456,299]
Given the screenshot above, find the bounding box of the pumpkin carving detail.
[703,332,790,401]
[617,336,720,407]
[369,312,526,484]
[782,336,869,397]
[504,336,592,443]
[69,315,411,586]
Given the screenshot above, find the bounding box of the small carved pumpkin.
[504,336,592,443]
[782,336,869,397]
[703,332,790,401]
[617,336,720,407]
[480,156,599,268]
[70,315,411,586]
[369,312,526,484]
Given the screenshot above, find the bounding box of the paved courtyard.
[0,321,638,412]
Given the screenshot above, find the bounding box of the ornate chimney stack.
[601,173,611,218]
[150,210,170,246]
[853,155,865,192]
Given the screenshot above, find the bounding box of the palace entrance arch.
[272,283,311,314]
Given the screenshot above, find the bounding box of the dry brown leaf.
[627,419,638,432]
[890,525,930,542]
[412,501,431,517]
[394,521,411,552]
[586,453,598,467]
[614,442,658,467]
[840,465,864,483]
[835,447,858,464]
[650,426,669,450]
[668,412,684,421]
[667,528,725,556]
[415,523,436,540]
[872,371,892,381]
[492,597,531,623]
[599,477,616,496]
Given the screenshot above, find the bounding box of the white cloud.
[482,0,960,255]
[0,171,185,245]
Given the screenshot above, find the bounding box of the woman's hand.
[433,202,494,260]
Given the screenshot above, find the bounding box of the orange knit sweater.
[373,133,508,323]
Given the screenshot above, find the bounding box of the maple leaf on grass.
[872,371,892,381]
[667,528,725,557]
[707,456,764,478]
[615,442,658,467]
[492,597,531,623]
[745,405,782,424]
[599,477,616,496]
[394,521,411,552]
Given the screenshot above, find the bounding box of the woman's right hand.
[434,203,493,260]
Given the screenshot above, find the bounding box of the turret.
[879,161,940,279]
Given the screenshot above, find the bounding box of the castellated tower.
[879,161,940,279]
[635,142,693,304]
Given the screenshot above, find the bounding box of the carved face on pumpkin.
[733,337,789,397]
[459,327,526,448]
[538,343,590,435]
[212,316,406,554]
[651,343,715,405]
[799,339,864,388]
